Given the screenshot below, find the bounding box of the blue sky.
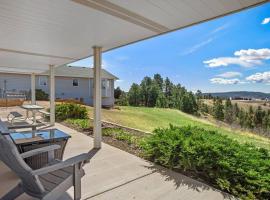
[70,2,270,93]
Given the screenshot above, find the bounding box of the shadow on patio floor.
[144,164,234,200]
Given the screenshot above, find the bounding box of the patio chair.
[7,111,30,125]
[0,133,96,200]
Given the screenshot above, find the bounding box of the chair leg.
[2,183,24,200]
[73,164,81,200]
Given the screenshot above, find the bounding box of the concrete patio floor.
[0,106,233,200]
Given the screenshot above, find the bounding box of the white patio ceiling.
[0,0,267,73]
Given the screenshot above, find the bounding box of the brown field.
[203,99,270,111]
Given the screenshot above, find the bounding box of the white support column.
[49,65,55,125]
[31,73,36,105]
[93,46,102,149]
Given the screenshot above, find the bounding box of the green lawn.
[87,106,270,150]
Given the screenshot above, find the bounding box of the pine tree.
[238,108,246,128]
[246,106,255,129]
[262,110,270,132]
[140,77,152,106]
[224,99,234,124]
[118,92,128,106]
[213,98,224,121]
[156,92,167,108]
[254,106,264,128]
[233,103,240,119]
[128,83,141,106]
[114,87,123,99]
[153,74,163,91]
[164,77,173,98]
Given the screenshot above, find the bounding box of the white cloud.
[210,78,242,85]
[234,48,270,61]
[204,48,270,68]
[204,57,255,68]
[217,71,242,78]
[261,18,270,25]
[246,71,270,83]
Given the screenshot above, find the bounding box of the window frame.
[72,78,79,87]
[38,76,48,86]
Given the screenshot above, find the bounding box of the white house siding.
[0,73,115,107]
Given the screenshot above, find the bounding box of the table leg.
[26,110,29,119]
[33,110,36,124]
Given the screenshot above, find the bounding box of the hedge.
[140,125,270,199]
[55,103,88,121]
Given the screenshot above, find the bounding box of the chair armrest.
[33,150,97,176]
[20,145,61,159]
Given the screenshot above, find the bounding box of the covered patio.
[0,0,267,199]
[0,114,234,199]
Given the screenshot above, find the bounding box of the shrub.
[35,89,49,100]
[140,125,270,199]
[55,103,88,121]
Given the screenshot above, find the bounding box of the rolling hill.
[86,106,270,150]
[204,91,270,99]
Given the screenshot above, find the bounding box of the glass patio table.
[10,129,71,169]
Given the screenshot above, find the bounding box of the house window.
[73,79,79,86]
[102,79,111,97]
[39,76,48,86]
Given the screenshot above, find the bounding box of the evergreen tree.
[140,77,152,106]
[153,74,163,91]
[164,77,173,98]
[195,90,203,98]
[233,103,240,119]
[213,98,224,121]
[114,86,122,99]
[262,110,270,131]
[224,99,234,124]
[246,106,255,129]
[254,106,264,127]
[148,82,160,107]
[180,92,198,114]
[156,92,167,108]
[238,108,246,128]
[128,83,141,106]
[118,92,128,106]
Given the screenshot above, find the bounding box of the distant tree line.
[114,74,198,114]
[197,96,270,136]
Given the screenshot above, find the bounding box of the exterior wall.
[0,73,115,107]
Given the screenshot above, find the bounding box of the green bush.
[35,89,49,100]
[55,103,88,121]
[140,125,270,199]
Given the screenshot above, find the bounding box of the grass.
[64,118,92,129]
[86,106,270,150]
